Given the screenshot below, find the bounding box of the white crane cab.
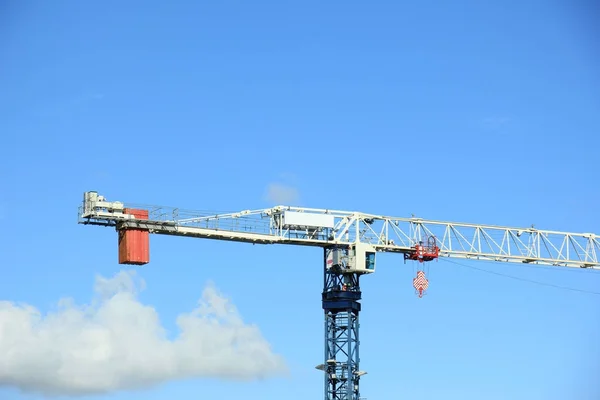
[327,243,376,274]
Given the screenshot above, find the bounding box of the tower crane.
[77,191,600,400]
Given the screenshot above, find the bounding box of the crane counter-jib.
[81,216,414,250]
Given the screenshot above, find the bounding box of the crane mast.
[78,191,600,400]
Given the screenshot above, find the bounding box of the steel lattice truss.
[80,199,600,269]
[324,312,360,400]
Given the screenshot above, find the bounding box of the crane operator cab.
[327,243,376,275]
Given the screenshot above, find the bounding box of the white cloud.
[0,271,287,396]
[265,183,299,204]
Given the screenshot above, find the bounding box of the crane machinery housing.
[78,191,600,400]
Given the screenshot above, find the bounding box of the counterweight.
[78,191,600,400]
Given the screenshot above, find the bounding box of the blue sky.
[1,1,599,399]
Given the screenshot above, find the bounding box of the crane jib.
[79,191,599,269]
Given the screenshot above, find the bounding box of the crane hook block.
[413,270,429,298]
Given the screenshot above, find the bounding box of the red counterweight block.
[118,208,150,265]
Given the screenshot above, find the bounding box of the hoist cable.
[439,258,600,296]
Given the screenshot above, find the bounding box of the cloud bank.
[265,183,299,204]
[0,271,286,396]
